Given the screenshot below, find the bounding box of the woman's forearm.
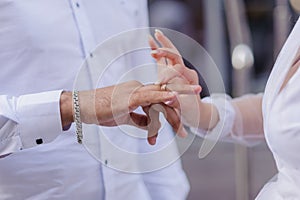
[198,102,220,130]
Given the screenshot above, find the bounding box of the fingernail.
[149,136,157,145]
[151,137,156,145]
[180,128,188,138]
[154,81,161,85]
[151,50,159,54]
[164,100,174,105]
[155,29,163,35]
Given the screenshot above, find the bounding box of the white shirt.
[0,1,189,199]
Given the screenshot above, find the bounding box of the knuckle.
[174,52,181,58]
[138,92,152,105]
[177,64,185,74]
[190,69,197,76]
[128,95,137,110]
[190,69,199,83]
[173,64,182,74]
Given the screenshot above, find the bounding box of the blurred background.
[148,0,299,199]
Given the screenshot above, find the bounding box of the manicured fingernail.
[155,29,163,35]
[151,50,159,54]
[154,81,161,85]
[165,100,174,105]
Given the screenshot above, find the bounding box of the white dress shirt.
[0,1,189,199]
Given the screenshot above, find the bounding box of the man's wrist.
[60,91,74,129]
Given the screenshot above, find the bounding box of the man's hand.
[60,80,200,145]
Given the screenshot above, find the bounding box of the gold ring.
[160,84,167,91]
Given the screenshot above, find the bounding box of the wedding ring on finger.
[160,84,168,91]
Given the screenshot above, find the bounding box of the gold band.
[160,84,167,91]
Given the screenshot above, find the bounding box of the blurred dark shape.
[183,58,210,98]
[149,0,193,34]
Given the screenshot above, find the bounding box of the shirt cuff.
[17,90,64,148]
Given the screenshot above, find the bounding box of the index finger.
[154,29,179,53]
[139,83,201,94]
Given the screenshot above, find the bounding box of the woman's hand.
[149,30,219,130]
[149,30,199,85]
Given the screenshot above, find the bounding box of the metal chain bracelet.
[72,90,83,144]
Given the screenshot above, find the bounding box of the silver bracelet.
[72,90,83,144]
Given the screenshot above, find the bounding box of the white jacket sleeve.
[0,90,64,155]
[191,93,265,147]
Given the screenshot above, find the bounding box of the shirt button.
[36,138,43,145]
[76,2,80,8]
[134,10,138,16]
[104,160,108,165]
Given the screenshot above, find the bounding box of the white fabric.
[257,17,300,199]
[191,93,264,147]
[0,91,64,151]
[0,1,189,199]
[193,17,300,199]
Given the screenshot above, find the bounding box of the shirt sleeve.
[190,93,265,147]
[0,90,64,155]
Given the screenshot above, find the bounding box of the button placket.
[70,0,97,57]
